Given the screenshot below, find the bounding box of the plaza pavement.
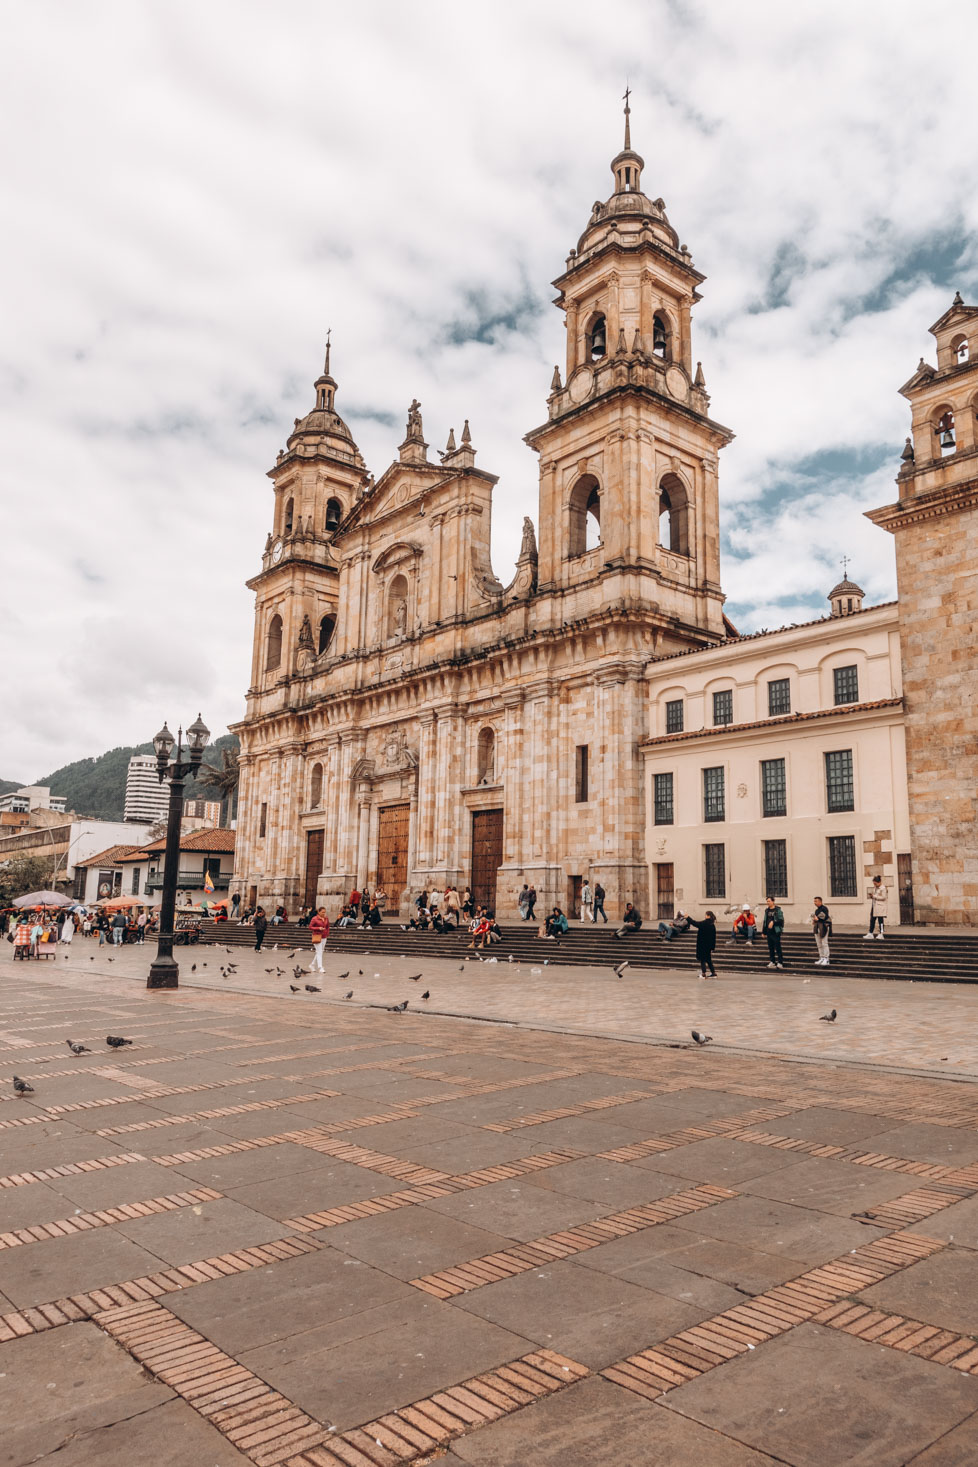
[2,941,978,1465]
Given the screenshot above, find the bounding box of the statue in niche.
[297,614,314,650]
[520,516,537,559]
[393,599,408,637]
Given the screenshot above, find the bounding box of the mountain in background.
[7,733,242,821]
[0,778,21,797]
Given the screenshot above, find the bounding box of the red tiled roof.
[139,827,236,854]
[641,697,904,747]
[648,601,899,665]
[75,844,147,867]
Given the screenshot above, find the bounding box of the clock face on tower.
[270,539,284,564]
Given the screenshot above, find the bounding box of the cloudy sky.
[2,0,976,780]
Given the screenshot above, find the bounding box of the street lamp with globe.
[147,714,210,990]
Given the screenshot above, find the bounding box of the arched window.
[935,410,956,456]
[318,614,336,655]
[387,573,409,639]
[325,497,342,534]
[658,473,690,556]
[567,475,601,557]
[266,613,283,672]
[284,497,294,534]
[317,385,334,409]
[477,727,495,784]
[587,314,607,361]
[309,762,323,809]
[952,335,969,364]
[652,314,669,360]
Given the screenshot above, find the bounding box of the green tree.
[197,746,239,828]
[0,854,57,903]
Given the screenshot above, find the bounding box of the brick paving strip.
[814,1299,978,1373]
[411,1183,738,1300]
[724,1126,970,1178]
[480,1088,661,1132]
[93,1297,591,1467]
[600,1231,947,1400]
[0,1186,222,1252]
[0,1150,148,1189]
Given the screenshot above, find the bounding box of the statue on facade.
[298,614,314,650]
[406,399,424,440]
[520,516,538,559]
[392,598,408,637]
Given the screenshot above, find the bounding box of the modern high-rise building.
[123,755,170,824]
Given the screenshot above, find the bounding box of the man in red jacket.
[308,907,330,973]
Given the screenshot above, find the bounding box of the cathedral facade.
[230,116,977,926]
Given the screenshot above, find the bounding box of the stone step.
[200,920,978,983]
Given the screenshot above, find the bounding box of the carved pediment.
[371,541,424,574]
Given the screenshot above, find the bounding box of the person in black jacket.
[687,911,718,978]
[253,907,268,952]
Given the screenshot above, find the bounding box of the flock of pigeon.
[12,1035,133,1096]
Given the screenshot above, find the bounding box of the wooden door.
[377,803,410,916]
[304,829,324,910]
[568,875,582,920]
[655,863,675,920]
[471,809,504,911]
[898,853,915,926]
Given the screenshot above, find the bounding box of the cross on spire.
[841,554,850,578]
[622,84,632,150]
[324,327,332,377]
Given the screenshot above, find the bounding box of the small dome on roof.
[284,340,364,468]
[828,576,865,600]
[828,573,866,618]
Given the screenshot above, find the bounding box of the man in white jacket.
[864,875,889,940]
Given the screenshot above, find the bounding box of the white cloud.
[1,0,976,775]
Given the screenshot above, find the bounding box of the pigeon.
[13,1076,33,1095]
[288,950,297,958]
[191,964,196,972]
[272,943,279,951]
[358,968,364,976]
[90,956,95,961]
[344,990,353,999]
[305,984,321,993]
[390,1000,408,1013]
[226,964,237,973]
[106,957,114,963]
[508,954,514,963]
[691,1031,713,1046]
[407,974,423,982]
[820,1009,837,1023]
[614,961,629,978]
[293,966,304,980]
[275,967,285,977]
[265,967,275,974]
[106,1036,133,1048]
[290,984,300,994]
[421,990,430,1000]
[459,964,466,973]
[66,1040,91,1055]
[225,947,233,954]
[337,971,349,980]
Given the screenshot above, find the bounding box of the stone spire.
[610,88,644,195]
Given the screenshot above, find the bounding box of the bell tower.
[246,341,370,706]
[867,293,978,924]
[525,97,733,648]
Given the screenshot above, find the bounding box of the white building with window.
[124,755,170,824]
[641,584,911,928]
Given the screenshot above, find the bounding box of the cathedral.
[230,108,977,926]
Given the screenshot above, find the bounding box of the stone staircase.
[200,918,978,984]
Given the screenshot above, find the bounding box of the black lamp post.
[147,714,210,990]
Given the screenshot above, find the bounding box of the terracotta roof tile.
[139,827,236,854]
[75,844,147,868]
[641,697,903,747]
[648,600,898,665]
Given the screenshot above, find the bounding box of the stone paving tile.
[39,1158,190,1210]
[666,1192,886,1263]
[857,1123,978,1167]
[419,1177,612,1241]
[166,1140,334,1190]
[446,1374,780,1466]
[322,1206,516,1280]
[452,1258,715,1370]
[244,1298,534,1431]
[382,1127,574,1174]
[112,1196,298,1266]
[0,1176,95,1229]
[225,1158,408,1221]
[0,1227,166,1310]
[525,1156,728,1209]
[858,1248,978,1336]
[167,1248,418,1355]
[23,1396,252,1466]
[640,1134,811,1185]
[661,1324,978,1467]
[905,1411,978,1466]
[0,1322,173,1465]
[733,1155,930,1216]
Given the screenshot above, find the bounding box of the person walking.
[59,913,75,948]
[230,891,241,920]
[349,886,361,919]
[687,911,719,978]
[111,911,126,946]
[865,875,888,940]
[592,882,607,924]
[308,907,329,972]
[518,884,530,922]
[525,885,537,921]
[811,897,831,966]
[445,886,460,927]
[253,907,268,952]
[762,896,785,970]
[581,879,593,923]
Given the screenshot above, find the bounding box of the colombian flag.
[203,870,215,894]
